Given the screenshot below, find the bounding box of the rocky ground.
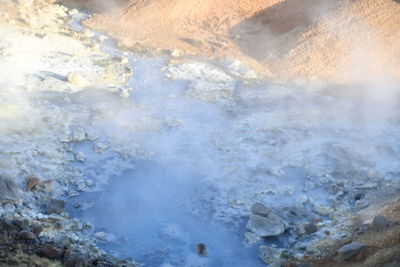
[0,0,399,266]
[0,0,135,266]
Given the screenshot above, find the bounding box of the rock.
[373,215,391,230]
[36,247,63,260]
[338,242,366,260]
[17,230,36,240]
[244,231,260,245]
[75,151,86,163]
[67,73,91,87]
[246,203,286,237]
[38,180,54,192]
[0,175,19,200]
[259,245,283,265]
[31,225,43,236]
[0,217,19,231]
[196,243,207,257]
[64,256,85,267]
[25,174,40,191]
[355,199,369,209]
[72,128,86,142]
[46,198,65,214]
[304,223,318,234]
[314,205,334,216]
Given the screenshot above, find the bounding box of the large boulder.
[246,202,287,237]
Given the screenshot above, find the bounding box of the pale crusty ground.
[82,0,400,83]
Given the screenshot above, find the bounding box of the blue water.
[72,162,266,267]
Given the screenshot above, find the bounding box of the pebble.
[337,242,366,260]
[304,223,318,234]
[196,243,207,257]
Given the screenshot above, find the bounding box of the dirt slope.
[82,0,400,83]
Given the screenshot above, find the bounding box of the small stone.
[304,223,318,234]
[314,205,334,216]
[46,199,65,214]
[338,242,366,260]
[72,128,86,142]
[67,73,91,87]
[17,230,36,240]
[244,231,260,244]
[38,180,54,192]
[355,199,369,209]
[259,245,283,264]
[75,151,86,163]
[94,143,109,153]
[36,247,63,260]
[196,243,207,257]
[372,215,391,230]
[25,174,40,191]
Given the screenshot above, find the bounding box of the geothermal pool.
[71,162,269,266]
[65,14,400,267]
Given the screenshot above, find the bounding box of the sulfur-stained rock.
[25,174,40,191]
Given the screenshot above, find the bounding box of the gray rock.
[0,175,19,200]
[46,199,65,214]
[259,245,283,264]
[304,223,318,234]
[246,203,286,237]
[373,215,391,230]
[338,242,366,260]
